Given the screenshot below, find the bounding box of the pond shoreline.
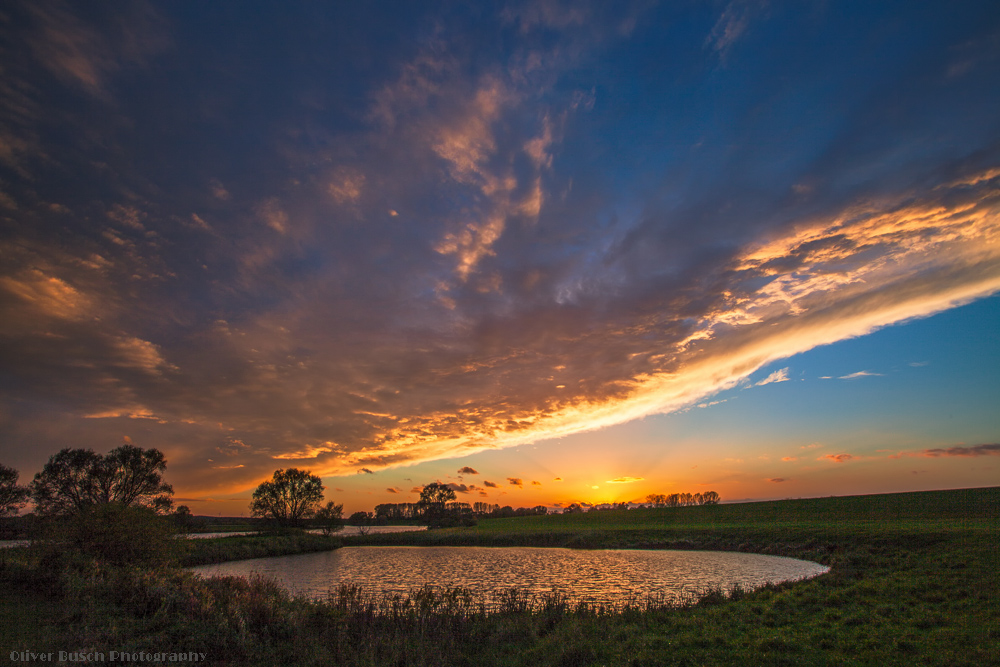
[2,486,996,665]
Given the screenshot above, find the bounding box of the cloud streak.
[1,3,999,502]
[892,443,1000,458]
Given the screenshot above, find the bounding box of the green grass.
[181,532,344,566]
[1,486,996,666]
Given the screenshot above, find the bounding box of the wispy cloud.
[755,368,790,386]
[458,466,479,475]
[705,1,761,61]
[606,476,644,484]
[820,454,855,463]
[507,477,523,488]
[838,371,884,380]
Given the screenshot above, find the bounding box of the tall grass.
[2,486,997,666]
[181,532,343,566]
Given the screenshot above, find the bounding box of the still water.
[190,546,828,606]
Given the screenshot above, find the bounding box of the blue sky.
[1,1,998,514]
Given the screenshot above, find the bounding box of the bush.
[35,503,187,568]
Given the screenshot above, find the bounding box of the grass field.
[1,486,997,666]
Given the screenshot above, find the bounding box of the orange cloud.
[820,454,855,463]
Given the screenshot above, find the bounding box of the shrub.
[36,503,187,568]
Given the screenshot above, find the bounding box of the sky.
[1,1,998,516]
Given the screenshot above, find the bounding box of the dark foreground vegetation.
[2,486,997,666]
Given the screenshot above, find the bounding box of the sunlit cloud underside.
[1,2,999,499]
[329,175,1000,475]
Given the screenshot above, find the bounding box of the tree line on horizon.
[2,447,723,541]
[645,491,720,507]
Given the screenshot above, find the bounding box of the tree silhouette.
[314,501,344,536]
[0,463,29,516]
[250,468,324,527]
[30,445,173,516]
[417,482,457,518]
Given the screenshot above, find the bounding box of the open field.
[1,487,997,666]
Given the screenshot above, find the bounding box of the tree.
[646,493,667,507]
[416,482,456,518]
[347,510,371,525]
[0,463,29,516]
[172,504,194,533]
[701,491,721,505]
[250,468,324,527]
[314,501,344,536]
[30,445,174,517]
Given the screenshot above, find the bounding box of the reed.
[1,486,997,665]
[180,532,343,566]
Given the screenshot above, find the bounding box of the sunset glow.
[1,1,998,515]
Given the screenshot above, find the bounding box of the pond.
[189,546,828,607]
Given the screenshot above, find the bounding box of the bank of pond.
[1,486,996,666]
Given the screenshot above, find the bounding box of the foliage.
[347,510,371,525]
[3,486,997,665]
[33,503,186,568]
[416,482,457,518]
[181,532,343,566]
[29,445,174,517]
[250,468,325,527]
[0,463,29,516]
[645,490,720,507]
[171,504,204,533]
[314,501,344,536]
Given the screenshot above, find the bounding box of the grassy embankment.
[1,486,997,666]
[181,532,344,566]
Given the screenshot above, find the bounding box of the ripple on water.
[190,546,828,606]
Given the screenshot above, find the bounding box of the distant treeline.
[361,502,549,523]
[645,491,720,507]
